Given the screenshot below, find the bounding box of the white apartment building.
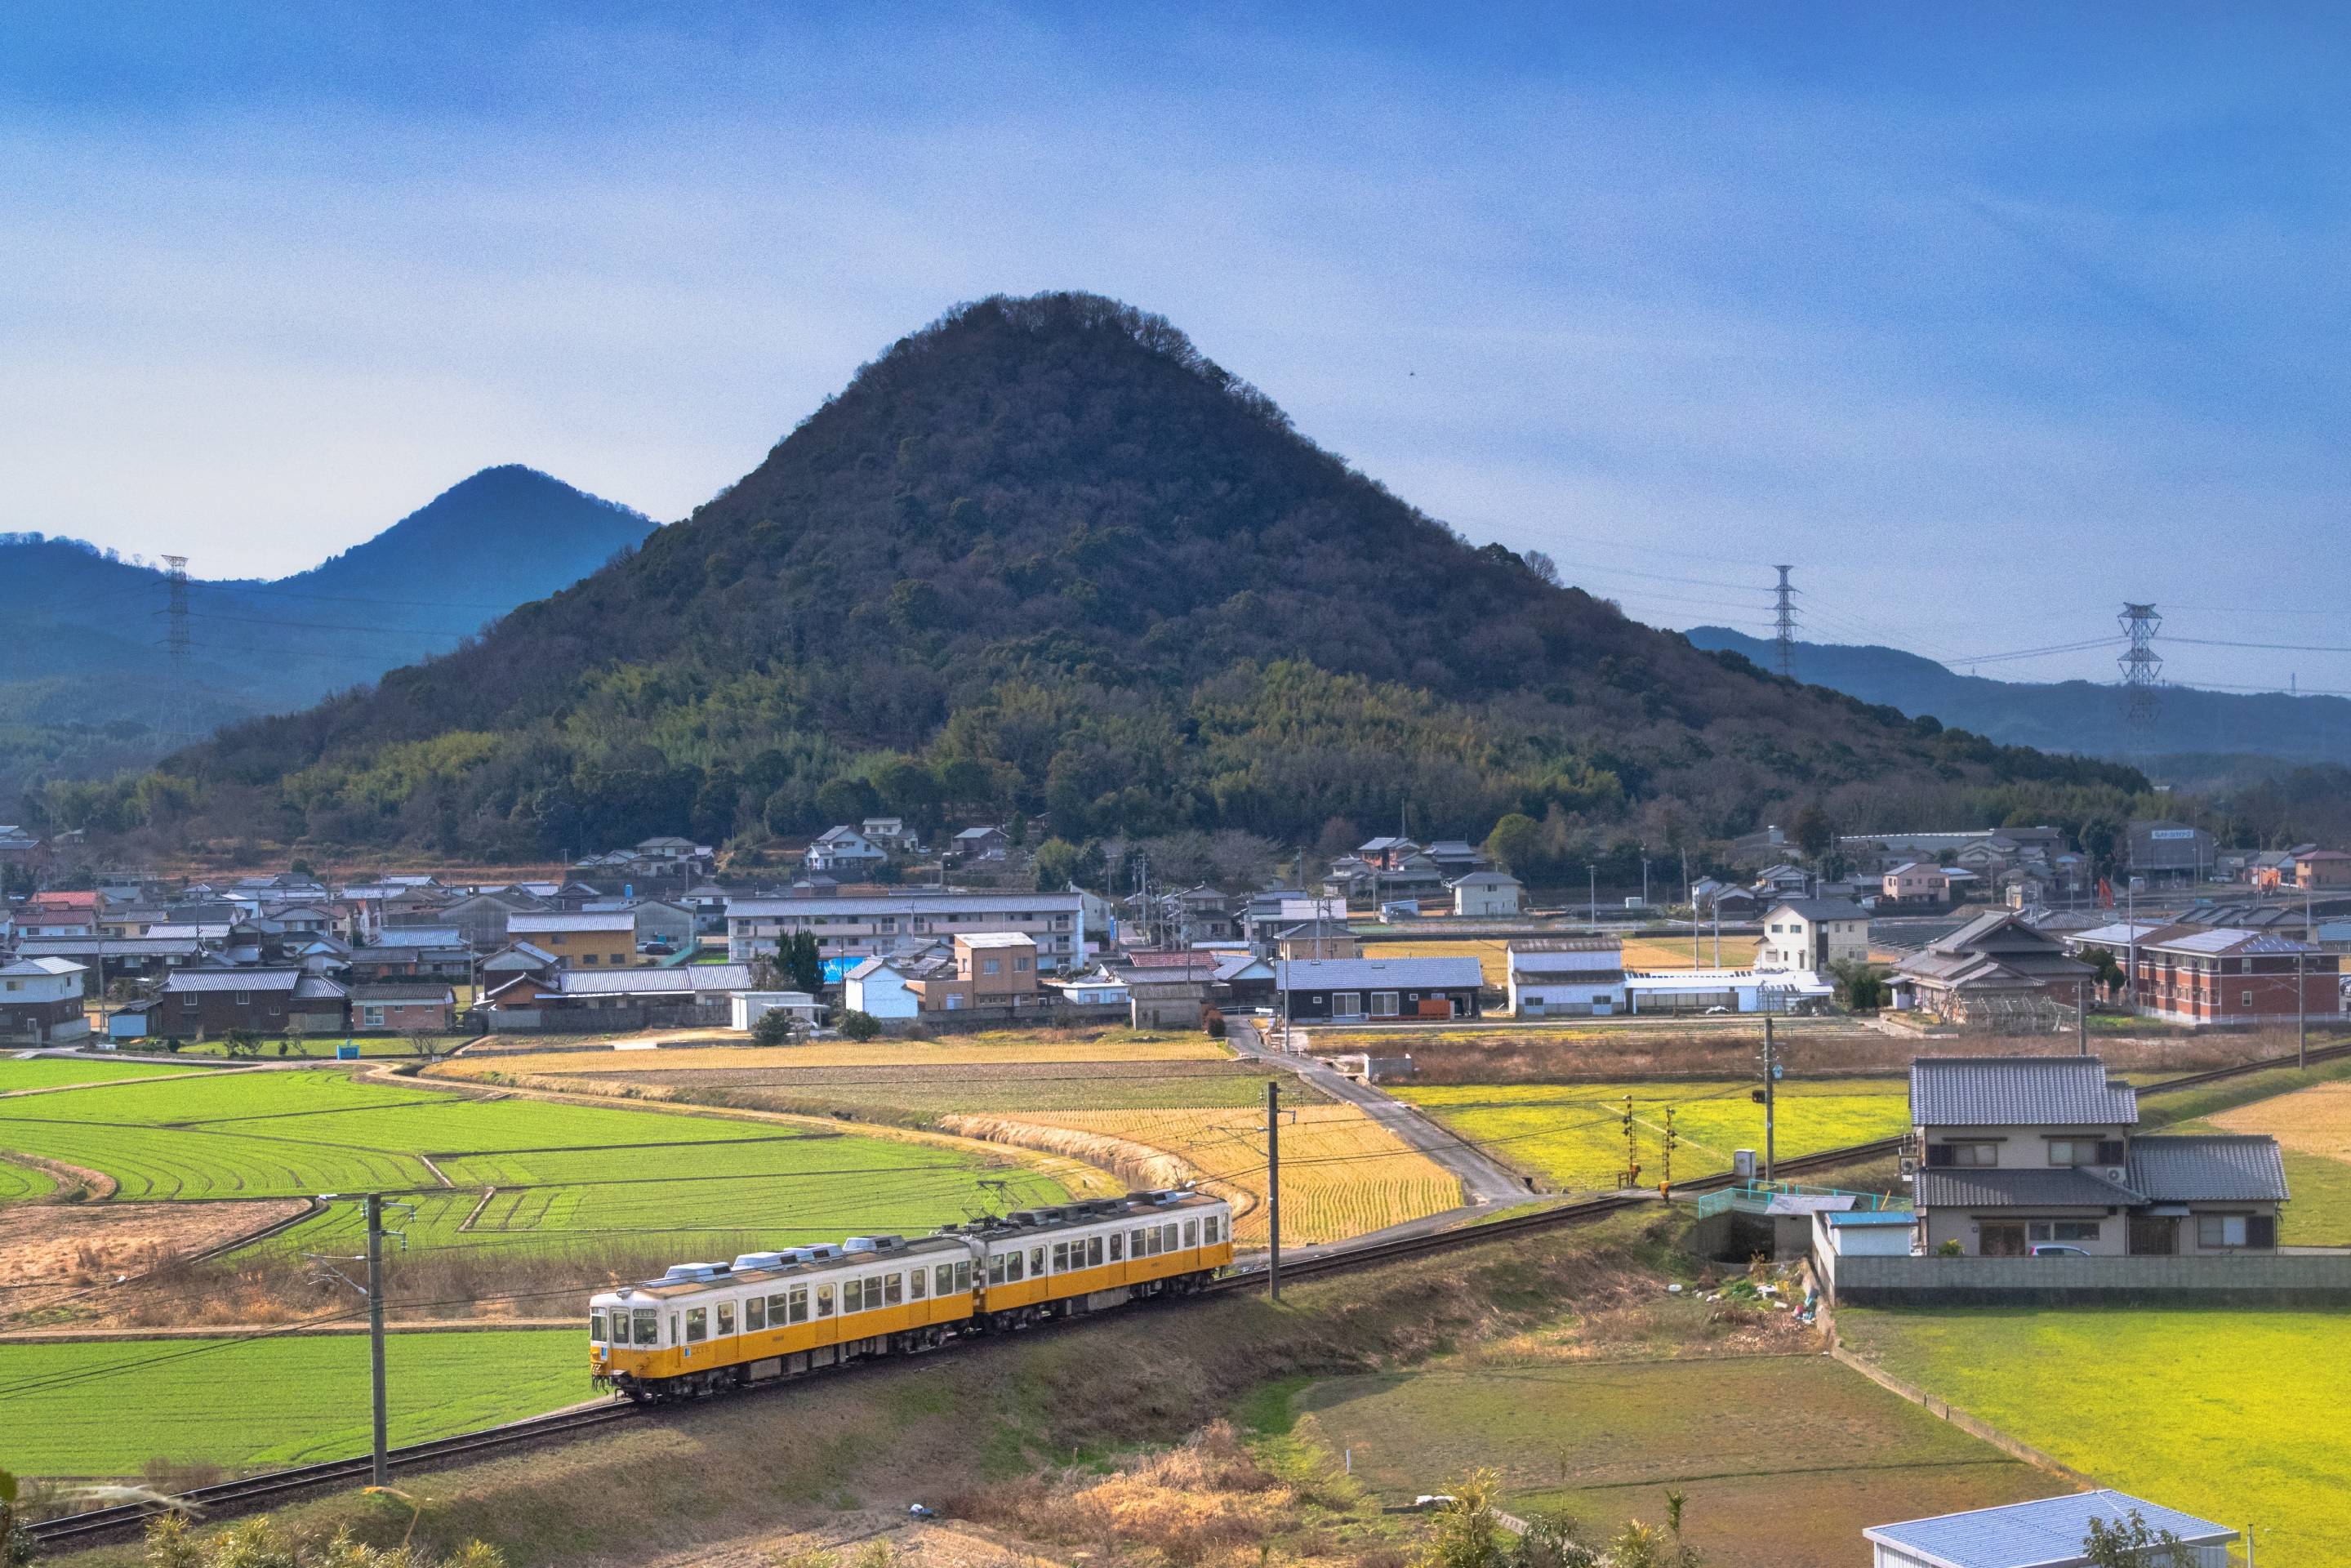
[726,892,1085,973]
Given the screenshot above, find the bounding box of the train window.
[786,1288,808,1325]
[987,1253,1006,1285]
[1109,1232,1124,1262]
[935,1263,955,1295]
[590,1311,606,1343]
[1129,1228,1143,1257]
[746,1297,766,1332]
[884,1272,903,1305]
[954,1260,972,1291]
[1089,1236,1105,1267]
[635,1308,658,1346]
[717,1302,736,1336]
[1184,1220,1198,1248]
[685,1307,707,1343]
[1204,1215,1220,1245]
[1030,1246,1045,1276]
[816,1283,835,1317]
[844,1279,863,1314]
[1007,1250,1024,1282]
[1052,1242,1069,1272]
[1162,1223,1178,1250]
[909,1267,926,1300]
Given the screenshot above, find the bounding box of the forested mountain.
[1685,626,2351,767]
[83,294,2144,861]
[1,467,650,805]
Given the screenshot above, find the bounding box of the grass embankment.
[0,1069,1070,1327]
[454,1027,1224,1071]
[43,1212,2046,1568]
[1290,1359,2056,1562]
[0,1330,583,1477]
[1843,1307,2351,1566]
[944,1104,1461,1245]
[1396,1080,1909,1192]
[156,1036,469,1060]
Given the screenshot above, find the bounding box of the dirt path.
[0,1196,312,1324]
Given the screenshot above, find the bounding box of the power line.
[1770,566,1798,679]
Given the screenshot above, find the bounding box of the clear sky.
[4,4,2347,694]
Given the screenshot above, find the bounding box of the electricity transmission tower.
[2117,603,2162,729]
[1770,565,1798,679]
[163,555,193,737]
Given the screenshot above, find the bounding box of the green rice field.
[1393,1078,1909,1192]
[1843,1307,2351,1565]
[1285,1358,2059,1566]
[0,1057,210,1093]
[0,1155,57,1202]
[0,1068,1069,1255]
[0,1330,584,1476]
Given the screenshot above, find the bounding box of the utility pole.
[2303,883,2315,1071]
[1587,866,1596,928]
[1661,1107,1676,1197]
[366,1194,390,1485]
[1620,1094,1638,1189]
[2076,979,2087,1057]
[1640,847,1650,913]
[1684,847,1696,966]
[1761,1015,1778,1183]
[1264,1080,1281,1301]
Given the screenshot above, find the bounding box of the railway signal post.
[1761,1017,1778,1183]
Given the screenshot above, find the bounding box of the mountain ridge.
[73,292,2145,858]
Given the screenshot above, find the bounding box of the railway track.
[24,1036,2340,1548]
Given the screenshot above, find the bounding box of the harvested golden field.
[2213,1078,2351,1158]
[443,1031,1228,1077]
[1363,938,1512,986]
[1623,933,1760,969]
[943,1103,1463,1245]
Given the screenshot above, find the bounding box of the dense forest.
[50,293,2154,865]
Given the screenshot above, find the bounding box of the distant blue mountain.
[1685,626,2351,767]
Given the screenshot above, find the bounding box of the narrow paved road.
[1227,1018,1533,1208]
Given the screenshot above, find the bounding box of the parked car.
[2028,1244,2091,1258]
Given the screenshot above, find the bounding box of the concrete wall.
[1823,1250,2351,1306]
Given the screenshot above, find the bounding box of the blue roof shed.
[1867,1490,2235,1568]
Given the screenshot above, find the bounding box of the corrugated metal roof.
[1766,898,1868,920]
[1910,1056,2138,1128]
[555,963,754,996]
[352,982,456,1003]
[508,912,637,933]
[162,968,303,993]
[1915,1166,2142,1209]
[1274,956,1484,991]
[728,893,1080,918]
[2128,1134,2290,1202]
[1864,1489,2232,1568]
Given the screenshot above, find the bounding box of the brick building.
[2131,928,2341,1027]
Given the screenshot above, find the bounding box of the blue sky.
[4,4,2348,693]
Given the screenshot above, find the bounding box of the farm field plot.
[1622,933,1760,969]
[0,1329,584,1477]
[944,1103,1460,1245]
[447,1030,1227,1076]
[1288,1358,2059,1566]
[0,1068,1071,1260]
[536,1058,1289,1120]
[1394,1079,1909,1192]
[0,1058,208,1092]
[0,1156,56,1203]
[1844,1307,2351,1566]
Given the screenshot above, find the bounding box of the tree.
[404,1027,441,1062]
[752,1008,799,1045]
[221,1029,261,1059]
[2082,1509,2193,1567]
[2085,946,2123,996]
[784,931,825,994]
[814,775,880,826]
[841,1009,882,1041]
[2079,817,2124,880]
[1033,836,1096,892]
[1828,959,1888,1012]
[1417,1468,1510,1568]
[1791,803,1832,863]
[2,1468,34,1568]
[1483,813,1542,875]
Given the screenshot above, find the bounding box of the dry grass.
[443,1034,1228,1076]
[943,1105,1461,1245]
[2213,1077,2351,1158]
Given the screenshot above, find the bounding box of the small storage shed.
[1865,1490,2235,1568]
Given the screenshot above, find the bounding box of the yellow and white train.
[590,1188,1233,1400]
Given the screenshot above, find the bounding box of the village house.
[805,826,890,875]
[432,889,540,951]
[1449,869,1524,917]
[348,926,474,982]
[950,825,1012,863]
[506,910,642,968]
[478,941,561,991]
[1756,898,1870,974]
[1271,917,1360,961]
[12,935,206,994]
[1890,911,2096,1027]
[906,931,1042,1014]
[844,955,919,1019]
[1211,951,1276,1009]
[157,968,349,1039]
[482,961,753,1013]
[1912,1055,2287,1258]
[2126,819,2215,887]
[1272,955,1483,1022]
[1354,835,1420,871]
[2295,848,2351,889]
[0,956,90,1044]
[351,982,456,1033]
[1880,862,1949,909]
[1507,937,1624,1018]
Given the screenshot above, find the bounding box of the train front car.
[586,1189,1233,1401]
